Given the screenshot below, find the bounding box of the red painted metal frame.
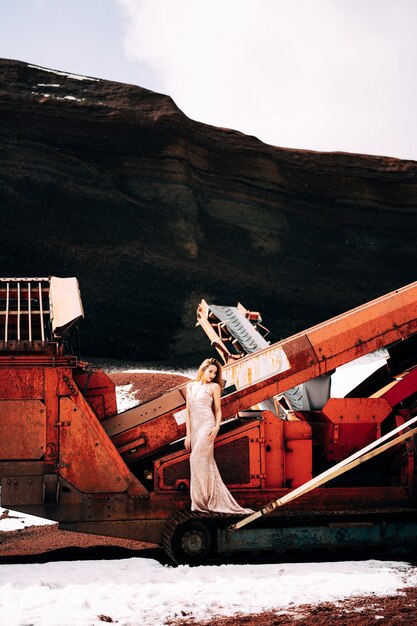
[108,281,417,463]
[0,362,148,501]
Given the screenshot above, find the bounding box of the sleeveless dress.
[187,381,253,514]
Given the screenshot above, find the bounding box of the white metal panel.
[49,276,84,335]
[225,345,290,390]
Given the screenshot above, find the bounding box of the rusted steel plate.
[0,475,45,507]
[58,396,148,496]
[103,387,186,437]
[0,356,77,367]
[2,484,413,527]
[116,414,184,463]
[283,420,313,488]
[0,400,46,459]
[0,461,44,476]
[0,368,44,399]
[307,281,417,361]
[73,369,117,419]
[321,397,392,424]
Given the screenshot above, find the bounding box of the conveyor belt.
[207,303,330,412]
[208,304,275,413]
[208,305,269,353]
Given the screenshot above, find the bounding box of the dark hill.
[1,58,417,361]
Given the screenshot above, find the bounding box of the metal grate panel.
[0,279,51,349]
[208,305,269,354]
[163,458,190,487]
[162,436,251,488]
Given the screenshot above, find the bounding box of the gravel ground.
[109,369,190,405]
[173,588,417,625]
[0,522,154,560]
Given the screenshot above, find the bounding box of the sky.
[1,0,417,160]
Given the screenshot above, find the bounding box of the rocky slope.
[1,58,417,360]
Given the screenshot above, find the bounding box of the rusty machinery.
[2,277,417,562]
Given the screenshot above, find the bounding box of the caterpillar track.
[162,510,239,564]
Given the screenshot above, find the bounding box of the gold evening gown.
[187,381,253,514]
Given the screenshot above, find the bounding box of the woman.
[185,357,253,514]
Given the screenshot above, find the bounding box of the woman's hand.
[184,435,191,451]
[207,426,219,442]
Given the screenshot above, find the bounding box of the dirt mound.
[109,370,191,404]
[174,586,417,625]
[0,523,153,559]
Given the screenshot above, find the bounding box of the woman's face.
[202,364,217,383]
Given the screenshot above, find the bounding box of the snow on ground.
[0,507,55,532]
[31,91,85,103]
[28,63,99,81]
[115,382,137,412]
[0,557,415,626]
[122,366,197,378]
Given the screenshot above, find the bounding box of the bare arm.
[208,383,222,442]
[185,385,191,451]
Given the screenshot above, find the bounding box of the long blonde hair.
[195,357,224,389]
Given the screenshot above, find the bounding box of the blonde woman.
[185,358,252,514]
